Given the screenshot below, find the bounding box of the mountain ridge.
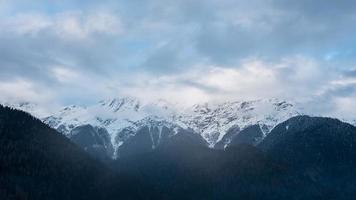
[6,97,355,159]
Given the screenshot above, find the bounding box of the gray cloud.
[0,0,356,119]
[193,0,356,64]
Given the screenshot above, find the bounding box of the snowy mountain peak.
[179,98,302,146]
[99,97,141,112]
[4,97,305,157]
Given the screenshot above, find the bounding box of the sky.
[0,0,356,119]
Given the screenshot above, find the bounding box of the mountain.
[8,97,301,158]
[0,105,108,199]
[0,105,160,200]
[178,99,301,146]
[3,104,356,199]
[259,115,356,166]
[259,116,356,199]
[0,104,302,199]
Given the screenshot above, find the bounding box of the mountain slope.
[0,105,110,199]
[259,115,356,166]
[0,105,159,200]
[259,116,356,199]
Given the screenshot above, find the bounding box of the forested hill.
[0,105,156,200]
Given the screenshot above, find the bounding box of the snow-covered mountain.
[42,98,180,152]
[177,99,303,146]
[4,97,306,157]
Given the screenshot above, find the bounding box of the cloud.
[1,11,123,39]
[54,11,123,40]
[332,97,356,119]
[0,9,124,81]
[3,13,52,35]
[0,0,356,120]
[52,66,80,83]
[111,56,331,103]
[0,79,54,104]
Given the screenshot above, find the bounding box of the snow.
[178,99,302,145]
[5,97,304,151]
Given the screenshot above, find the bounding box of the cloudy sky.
[1,0,356,118]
